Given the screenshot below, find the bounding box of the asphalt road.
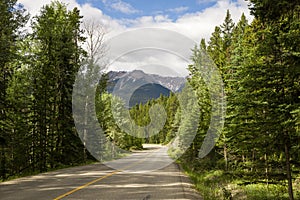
[0,144,202,200]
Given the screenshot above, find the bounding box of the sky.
[18,0,253,76]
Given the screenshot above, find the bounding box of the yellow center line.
[53,147,161,200]
[53,170,120,200]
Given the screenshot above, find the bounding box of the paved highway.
[0,144,202,200]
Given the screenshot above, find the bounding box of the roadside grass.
[179,161,300,200]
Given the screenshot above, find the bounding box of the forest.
[0,0,299,199]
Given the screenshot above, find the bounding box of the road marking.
[53,147,161,199]
[53,170,120,200]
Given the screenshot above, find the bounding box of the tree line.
[0,0,96,180]
[1,0,299,199]
[200,2,299,199]
[126,1,299,199]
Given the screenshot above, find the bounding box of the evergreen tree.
[241,2,300,199]
[223,13,250,171]
[31,1,86,170]
[220,10,235,62]
[0,0,28,180]
[207,26,225,72]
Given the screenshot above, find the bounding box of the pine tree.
[31,1,86,170]
[220,9,235,64]
[207,26,225,72]
[223,13,250,170]
[6,64,34,176]
[0,0,28,180]
[242,2,300,199]
[207,10,235,170]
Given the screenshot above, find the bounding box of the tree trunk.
[224,144,228,171]
[251,149,255,172]
[0,144,6,180]
[264,153,268,185]
[284,133,294,200]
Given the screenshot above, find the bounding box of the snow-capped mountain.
[106,70,186,107]
[107,70,186,93]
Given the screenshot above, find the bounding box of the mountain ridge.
[107,70,186,93]
[106,70,186,107]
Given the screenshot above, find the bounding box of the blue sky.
[19,0,252,76]
[75,0,218,21]
[19,0,251,41]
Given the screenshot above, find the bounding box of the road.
[0,144,202,200]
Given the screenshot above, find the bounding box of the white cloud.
[104,28,195,76]
[167,6,189,14]
[18,0,83,33]
[116,0,253,42]
[110,1,139,14]
[109,52,189,77]
[18,0,254,76]
[104,0,254,76]
[80,4,125,32]
[18,0,56,17]
[100,0,140,15]
[18,0,125,34]
[197,0,218,4]
[18,0,253,42]
[154,15,172,23]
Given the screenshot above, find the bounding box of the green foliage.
[249,0,299,24]
[221,9,235,61]
[128,93,179,145]
[0,0,29,180]
[181,161,299,200]
[1,4,300,200]
[244,184,289,200]
[95,81,143,152]
[1,1,91,180]
[179,3,300,200]
[30,1,87,170]
[207,26,225,71]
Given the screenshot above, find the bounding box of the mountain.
[107,70,186,92]
[106,70,186,107]
[129,83,171,107]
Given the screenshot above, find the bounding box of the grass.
[179,161,300,200]
[243,184,289,200]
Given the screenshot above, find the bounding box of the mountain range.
[106,70,186,107]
